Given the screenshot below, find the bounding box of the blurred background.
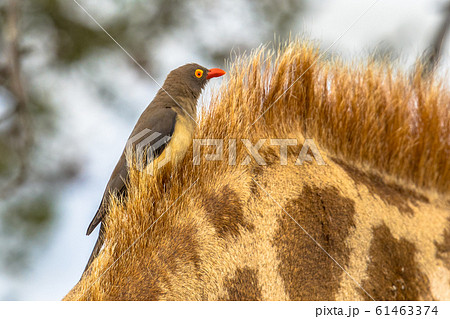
[0,0,449,300]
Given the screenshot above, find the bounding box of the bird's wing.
[86,107,178,236]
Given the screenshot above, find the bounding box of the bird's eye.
[195,69,203,78]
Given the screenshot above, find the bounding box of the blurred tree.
[0,0,59,275]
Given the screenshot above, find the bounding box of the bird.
[84,63,226,272]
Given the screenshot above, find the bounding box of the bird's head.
[165,63,226,98]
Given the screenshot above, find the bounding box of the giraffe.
[64,39,450,301]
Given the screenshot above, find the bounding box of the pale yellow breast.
[150,110,196,173]
[168,114,196,164]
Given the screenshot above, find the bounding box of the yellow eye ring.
[195,69,203,78]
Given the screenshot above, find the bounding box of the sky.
[1,0,449,300]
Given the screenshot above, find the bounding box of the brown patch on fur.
[220,267,263,301]
[250,165,264,195]
[361,223,432,301]
[103,224,201,301]
[112,260,165,301]
[203,185,254,239]
[332,158,429,215]
[157,224,202,274]
[273,185,356,300]
[249,179,260,196]
[435,218,450,270]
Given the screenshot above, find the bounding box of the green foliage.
[2,195,53,239]
[27,0,122,63]
[249,0,306,35]
[0,194,54,273]
[0,141,14,177]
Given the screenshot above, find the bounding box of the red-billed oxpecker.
[84,64,226,272]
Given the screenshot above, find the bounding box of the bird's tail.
[83,225,105,276]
